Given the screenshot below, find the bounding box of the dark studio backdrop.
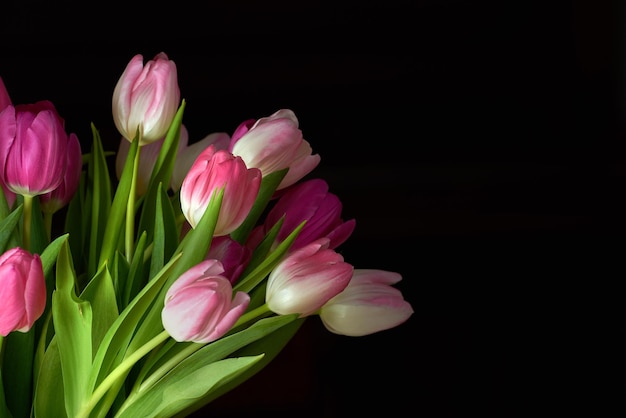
[1,1,624,417]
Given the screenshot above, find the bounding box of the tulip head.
[171,131,230,192]
[40,133,83,214]
[257,178,356,253]
[0,76,12,112]
[180,145,261,236]
[266,238,353,317]
[162,260,250,343]
[319,269,414,336]
[0,101,72,197]
[0,247,46,336]
[112,52,180,145]
[229,109,320,191]
[205,235,251,285]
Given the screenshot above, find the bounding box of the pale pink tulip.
[0,247,46,336]
[319,269,414,336]
[162,260,250,343]
[229,109,320,191]
[265,238,353,317]
[180,145,261,235]
[112,52,180,145]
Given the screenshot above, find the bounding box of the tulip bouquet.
[0,52,413,418]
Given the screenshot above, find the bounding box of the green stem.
[43,211,53,243]
[22,195,33,251]
[76,330,170,418]
[125,143,141,261]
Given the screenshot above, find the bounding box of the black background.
[1,1,625,417]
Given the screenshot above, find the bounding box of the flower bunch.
[0,52,413,418]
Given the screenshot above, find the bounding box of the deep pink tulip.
[205,235,251,285]
[319,269,413,336]
[112,52,180,145]
[0,101,72,197]
[250,178,356,253]
[180,145,261,236]
[40,133,82,214]
[229,109,320,191]
[162,260,250,343]
[265,238,353,317]
[0,76,11,112]
[0,247,46,336]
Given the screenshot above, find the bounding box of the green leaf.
[79,263,119,357]
[115,356,263,418]
[118,314,299,418]
[230,168,287,244]
[88,124,113,279]
[96,127,136,276]
[3,329,35,418]
[51,240,93,418]
[148,183,178,281]
[33,338,68,418]
[122,231,148,309]
[137,101,186,246]
[0,204,22,253]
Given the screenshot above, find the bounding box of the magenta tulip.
[319,269,414,336]
[162,260,250,343]
[205,235,251,284]
[265,238,353,317]
[112,52,180,145]
[40,133,82,214]
[0,247,46,336]
[250,178,356,253]
[180,145,261,235]
[0,101,73,197]
[0,76,11,112]
[229,109,320,191]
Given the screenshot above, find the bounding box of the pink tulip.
[0,76,12,112]
[171,131,230,192]
[229,109,320,191]
[205,235,251,285]
[112,52,180,145]
[40,133,82,214]
[319,269,414,336]
[265,238,353,317]
[180,145,261,235]
[250,178,356,253]
[0,101,73,197]
[0,247,46,336]
[162,259,250,343]
[115,124,189,196]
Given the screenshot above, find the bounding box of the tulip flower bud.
[266,238,353,317]
[40,133,82,214]
[171,131,230,192]
[229,109,320,191]
[319,269,414,336]
[180,145,261,236]
[0,101,72,197]
[253,178,356,253]
[112,52,180,145]
[162,260,250,343]
[205,235,251,285]
[0,76,12,112]
[0,247,46,336]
